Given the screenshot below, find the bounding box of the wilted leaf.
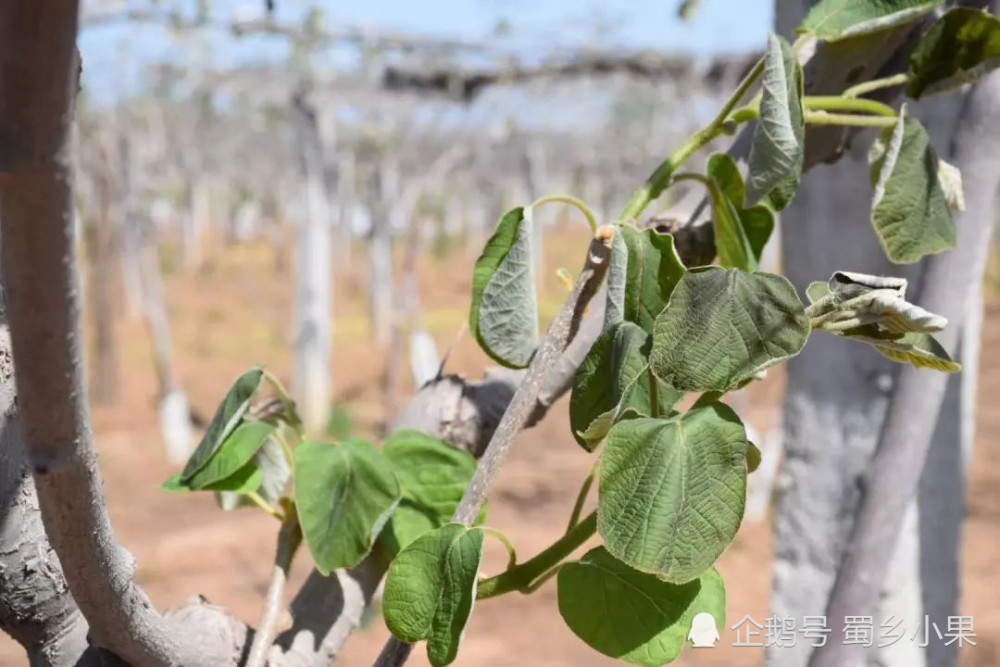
[381,429,480,553]
[745,34,804,209]
[294,439,401,574]
[907,7,1000,99]
[650,267,810,392]
[869,106,955,264]
[620,224,686,332]
[570,321,683,451]
[180,367,263,482]
[558,547,725,665]
[383,523,484,666]
[839,325,960,372]
[806,281,831,304]
[937,159,965,212]
[598,405,748,583]
[822,271,947,333]
[798,0,942,42]
[469,207,538,368]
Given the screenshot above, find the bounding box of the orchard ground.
[1,223,997,666]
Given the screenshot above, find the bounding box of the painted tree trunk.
[369,155,398,347]
[84,174,120,406]
[291,95,333,435]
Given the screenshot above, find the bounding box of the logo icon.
[688,612,720,648]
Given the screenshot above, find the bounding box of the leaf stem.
[273,428,296,469]
[803,96,897,117]
[530,194,599,236]
[481,527,518,570]
[247,491,284,520]
[804,111,897,128]
[477,511,597,599]
[566,464,597,532]
[843,72,910,98]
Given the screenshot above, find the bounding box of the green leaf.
[180,367,263,482]
[381,429,480,554]
[202,459,264,493]
[469,207,538,368]
[869,106,955,264]
[838,325,961,372]
[214,434,291,511]
[604,226,628,331]
[745,34,804,210]
[383,523,484,667]
[183,420,275,490]
[907,7,1000,99]
[598,405,748,583]
[558,548,725,665]
[570,321,683,451]
[650,267,810,393]
[620,224,686,332]
[706,154,775,270]
[294,439,401,574]
[797,0,942,42]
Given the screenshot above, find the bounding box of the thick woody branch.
[810,67,1000,667]
[0,2,229,665]
[246,515,302,667]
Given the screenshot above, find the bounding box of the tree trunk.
[84,177,120,406]
[368,154,397,347]
[291,93,333,435]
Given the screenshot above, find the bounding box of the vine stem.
[245,513,302,667]
[481,527,518,570]
[619,54,765,221]
[566,463,597,532]
[842,72,910,98]
[803,95,897,117]
[372,229,616,667]
[530,194,599,235]
[804,111,897,128]
[262,369,305,440]
[477,512,598,599]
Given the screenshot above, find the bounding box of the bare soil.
[1,227,996,666]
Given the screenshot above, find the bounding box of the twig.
[373,226,616,666]
[246,514,303,667]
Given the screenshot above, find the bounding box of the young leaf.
[747,442,762,473]
[706,154,775,270]
[469,207,538,368]
[604,227,628,331]
[570,321,683,451]
[797,0,942,42]
[214,435,291,511]
[937,159,965,212]
[806,281,831,304]
[598,405,748,583]
[381,429,480,553]
[907,7,1000,99]
[180,367,263,482]
[650,267,810,392]
[620,224,686,332]
[183,420,275,490]
[745,34,804,210]
[294,439,401,574]
[869,106,955,264]
[557,548,726,665]
[383,523,484,667]
[824,271,947,333]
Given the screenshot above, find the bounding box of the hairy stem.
[803,95,897,117]
[530,194,599,235]
[842,72,910,98]
[804,110,897,128]
[477,512,598,599]
[246,515,303,667]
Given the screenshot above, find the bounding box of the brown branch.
[382,51,761,102]
[246,514,302,667]
[373,226,616,666]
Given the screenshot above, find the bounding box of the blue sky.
[79,0,773,101]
